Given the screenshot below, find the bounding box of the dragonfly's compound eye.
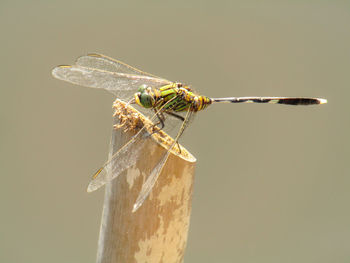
[137,84,148,93]
[140,93,154,108]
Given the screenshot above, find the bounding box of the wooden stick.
[95,100,196,263]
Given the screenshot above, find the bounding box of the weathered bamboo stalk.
[96,100,196,263]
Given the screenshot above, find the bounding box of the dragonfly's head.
[135,84,155,109]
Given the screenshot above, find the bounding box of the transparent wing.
[133,109,193,212]
[87,126,149,192]
[88,96,182,192]
[52,65,171,98]
[75,53,164,79]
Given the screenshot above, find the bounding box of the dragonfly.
[52,53,327,212]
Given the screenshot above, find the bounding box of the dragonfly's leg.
[152,98,167,130]
[149,109,166,135]
[127,98,136,106]
[151,109,164,128]
[176,142,182,154]
[165,111,185,121]
[163,112,185,154]
[157,112,166,130]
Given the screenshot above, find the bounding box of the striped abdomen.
[211,96,327,105]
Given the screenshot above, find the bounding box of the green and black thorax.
[134,83,212,112]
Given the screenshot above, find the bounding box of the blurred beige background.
[0,1,348,262]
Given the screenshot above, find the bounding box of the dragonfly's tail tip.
[319,98,328,104]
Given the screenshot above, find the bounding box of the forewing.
[52,65,171,98]
[75,53,164,79]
